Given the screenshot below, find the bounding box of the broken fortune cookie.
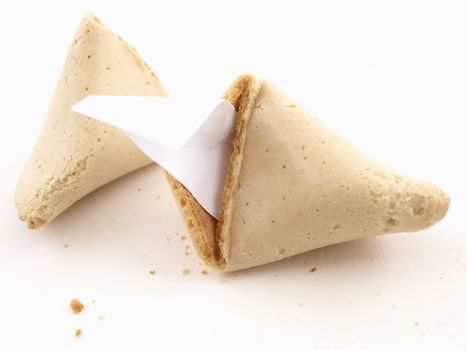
[15,14,168,228]
[167,74,450,271]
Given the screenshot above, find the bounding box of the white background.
[0,1,466,349]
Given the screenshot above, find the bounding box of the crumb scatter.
[310,267,317,273]
[182,268,191,275]
[74,329,82,337]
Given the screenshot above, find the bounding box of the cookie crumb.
[415,321,420,327]
[91,299,96,304]
[70,299,84,314]
[201,269,209,275]
[182,268,191,275]
[310,267,317,273]
[74,329,82,337]
[156,194,161,199]
[181,236,187,241]
[63,244,69,248]
[98,315,105,320]
[149,270,156,275]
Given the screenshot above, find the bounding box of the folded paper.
[73,96,236,219]
[15,14,168,228]
[168,75,450,271]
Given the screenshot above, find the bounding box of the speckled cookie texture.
[168,75,450,271]
[15,14,168,228]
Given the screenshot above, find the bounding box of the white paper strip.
[72,96,236,219]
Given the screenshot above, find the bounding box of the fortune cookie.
[168,75,450,271]
[15,14,168,228]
